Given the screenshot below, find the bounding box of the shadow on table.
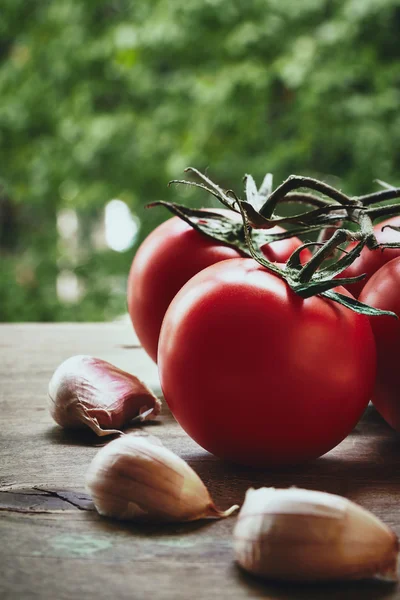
[96,514,218,537]
[183,408,400,506]
[44,420,163,447]
[185,449,400,507]
[233,565,397,600]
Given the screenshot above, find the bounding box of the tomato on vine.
[127,210,308,362]
[341,216,400,297]
[359,256,400,431]
[158,259,376,466]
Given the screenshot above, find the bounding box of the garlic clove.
[48,355,161,436]
[86,433,239,522]
[234,487,398,582]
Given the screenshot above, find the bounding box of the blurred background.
[1,0,399,322]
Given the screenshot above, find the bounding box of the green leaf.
[288,275,366,298]
[244,174,262,210]
[375,179,397,191]
[258,172,274,202]
[147,200,250,254]
[322,291,398,318]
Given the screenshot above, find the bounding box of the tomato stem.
[259,175,358,220]
[358,188,400,206]
[156,167,400,318]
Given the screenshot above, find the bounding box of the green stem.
[234,194,284,278]
[184,167,235,207]
[163,167,400,318]
[297,229,362,283]
[373,242,400,250]
[357,209,377,249]
[366,204,400,220]
[260,175,358,219]
[285,242,325,271]
[359,188,400,206]
[281,192,334,207]
[168,179,236,211]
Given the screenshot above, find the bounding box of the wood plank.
[1,324,400,599]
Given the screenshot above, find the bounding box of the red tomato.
[158,259,376,466]
[340,216,400,298]
[359,257,400,431]
[128,211,309,362]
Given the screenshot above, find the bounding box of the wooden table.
[1,323,400,600]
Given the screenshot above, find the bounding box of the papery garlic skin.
[234,487,398,582]
[48,355,161,436]
[86,433,238,522]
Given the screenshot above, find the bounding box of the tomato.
[359,257,400,431]
[158,258,376,466]
[128,211,309,362]
[340,216,400,298]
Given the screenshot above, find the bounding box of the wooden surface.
[1,324,400,600]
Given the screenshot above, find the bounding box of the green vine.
[149,168,400,318]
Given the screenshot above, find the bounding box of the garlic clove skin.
[234,487,398,582]
[86,433,239,522]
[48,355,161,436]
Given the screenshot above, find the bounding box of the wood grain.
[1,323,400,599]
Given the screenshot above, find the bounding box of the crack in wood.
[0,487,94,514]
[32,487,94,511]
[0,506,66,514]
[0,488,48,496]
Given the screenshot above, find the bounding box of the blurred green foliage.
[1,0,400,321]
